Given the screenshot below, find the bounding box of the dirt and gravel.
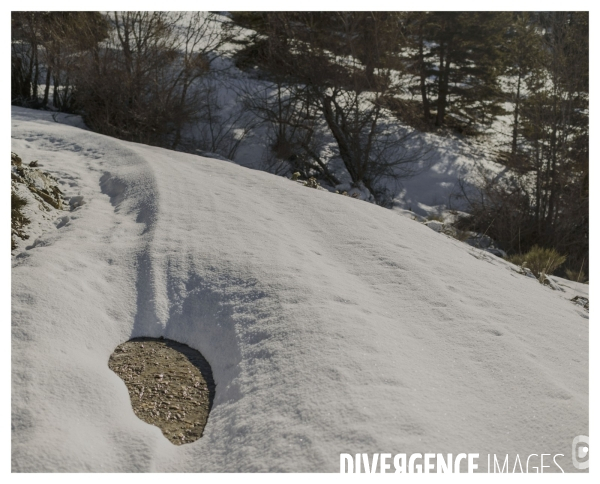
[108,337,215,445]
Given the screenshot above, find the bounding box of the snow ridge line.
[99,152,166,339]
[99,150,252,411]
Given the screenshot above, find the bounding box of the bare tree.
[317,87,428,203]
[242,81,338,184]
[234,12,429,204]
[11,12,107,110]
[186,79,257,160]
[169,12,231,149]
[71,12,229,148]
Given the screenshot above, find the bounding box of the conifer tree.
[501,12,542,164]
[406,12,510,130]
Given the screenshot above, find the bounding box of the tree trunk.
[435,42,445,127]
[26,44,35,101]
[545,95,559,227]
[43,66,51,107]
[435,42,451,127]
[418,24,431,123]
[53,74,60,108]
[62,78,70,111]
[171,79,190,150]
[320,95,359,183]
[511,72,522,158]
[534,141,541,230]
[33,46,39,101]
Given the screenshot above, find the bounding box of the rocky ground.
[108,337,215,445]
[11,151,65,251]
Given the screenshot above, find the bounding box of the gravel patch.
[108,337,215,445]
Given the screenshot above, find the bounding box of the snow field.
[11,107,587,472]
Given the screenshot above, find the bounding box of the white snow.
[11,106,587,472]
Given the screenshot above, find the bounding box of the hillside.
[11,107,588,472]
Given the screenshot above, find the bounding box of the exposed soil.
[11,151,66,252]
[108,337,215,445]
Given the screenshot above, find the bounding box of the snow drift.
[11,107,588,472]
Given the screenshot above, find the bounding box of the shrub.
[426,213,445,222]
[11,191,27,212]
[508,245,566,278]
[11,191,30,251]
[565,268,587,284]
[507,253,526,267]
[453,228,472,242]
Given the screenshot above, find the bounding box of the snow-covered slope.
[11,107,588,472]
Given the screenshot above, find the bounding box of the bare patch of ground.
[11,151,65,252]
[108,337,215,445]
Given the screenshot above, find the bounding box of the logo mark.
[572,435,589,470]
